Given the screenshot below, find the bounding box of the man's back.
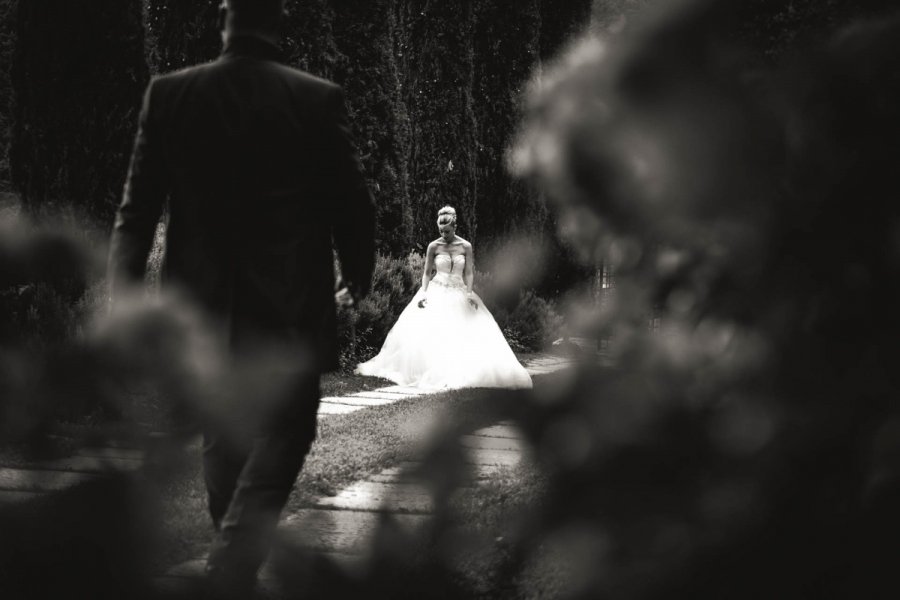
[110,35,374,368]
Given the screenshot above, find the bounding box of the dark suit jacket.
[108,35,375,372]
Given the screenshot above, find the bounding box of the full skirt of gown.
[356,273,533,390]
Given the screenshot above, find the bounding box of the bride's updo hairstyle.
[437,206,457,227]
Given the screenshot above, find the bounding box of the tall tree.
[398,0,478,250]
[281,0,340,79]
[0,0,17,191]
[537,0,596,295]
[330,1,411,255]
[11,0,148,223]
[472,0,543,255]
[143,0,220,73]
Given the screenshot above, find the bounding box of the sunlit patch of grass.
[319,370,392,398]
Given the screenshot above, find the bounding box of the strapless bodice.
[435,253,465,273]
[433,254,465,288]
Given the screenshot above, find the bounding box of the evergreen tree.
[472,0,542,255]
[11,0,148,224]
[330,1,411,254]
[398,0,478,250]
[0,0,17,191]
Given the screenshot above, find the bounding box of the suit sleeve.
[108,79,168,301]
[322,85,376,299]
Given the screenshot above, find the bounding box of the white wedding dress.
[356,253,533,390]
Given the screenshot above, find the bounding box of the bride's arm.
[421,242,437,292]
[464,242,475,295]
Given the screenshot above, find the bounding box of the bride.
[356,206,532,390]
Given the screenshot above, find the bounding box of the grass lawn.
[319,370,393,398]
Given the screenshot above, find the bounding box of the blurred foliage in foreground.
[505,0,900,596]
[5,0,900,598]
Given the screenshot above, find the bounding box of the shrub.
[335,252,422,371]
[0,222,109,443]
[500,289,563,353]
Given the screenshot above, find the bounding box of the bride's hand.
[335,286,355,308]
[418,298,427,309]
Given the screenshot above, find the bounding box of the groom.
[108,0,374,594]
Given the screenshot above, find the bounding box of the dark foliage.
[508,1,900,595]
[733,0,900,59]
[10,0,148,225]
[280,0,340,79]
[398,0,479,249]
[472,0,541,257]
[0,0,16,190]
[0,215,110,444]
[143,0,221,73]
[330,1,412,255]
[7,0,595,299]
[335,252,422,371]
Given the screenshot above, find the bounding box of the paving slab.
[350,391,415,401]
[367,460,505,482]
[76,447,144,461]
[470,425,524,440]
[47,434,145,450]
[0,467,101,492]
[366,471,423,483]
[524,359,561,366]
[370,462,425,478]
[376,385,425,396]
[526,367,563,375]
[313,481,434,514]
[281,508,430,554]
[460,434,526,452]
[317,401,365,415]
[525,357,567,364]
[466,463,512,479]
[324,395,397,407]
[463,447,522,467]
[26,455,144,474]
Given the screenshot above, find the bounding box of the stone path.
[0,355,570,506]
[154,355,569,595]
[0,447,145,505]
[154,420,529,597]
[315,353,572,417]
[0,354,573,596]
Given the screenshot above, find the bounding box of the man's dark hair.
[225,0,284,31]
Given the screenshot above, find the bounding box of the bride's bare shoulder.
[457,237,473,250]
